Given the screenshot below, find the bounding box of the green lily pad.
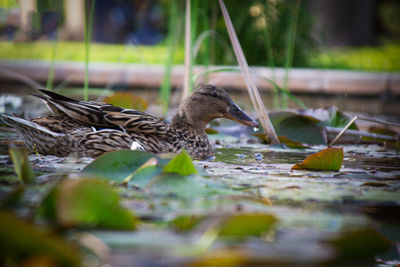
[292,147,343,171]
[316,106,358,130]
[269,111,327,145]
[163,150,198,176]
[81,150,163,183]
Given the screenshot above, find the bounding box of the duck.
[0,84,258,160]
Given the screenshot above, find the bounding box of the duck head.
[171,84,258,130]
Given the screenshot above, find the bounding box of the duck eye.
[211,92,218,97]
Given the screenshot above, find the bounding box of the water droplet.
[253,127,259,132]
[254,153,263,161]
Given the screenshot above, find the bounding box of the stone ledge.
[0,60,398,95]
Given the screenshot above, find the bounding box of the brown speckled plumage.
[1,84,257,160]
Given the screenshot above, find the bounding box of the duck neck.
[170,106,208,133]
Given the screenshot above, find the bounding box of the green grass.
[308,44,400,72]
[0,41,184,65]
[0,41,399,72]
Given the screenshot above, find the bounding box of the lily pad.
[81,150,163,183]
[292,147,343,171]
[269,111,327,145]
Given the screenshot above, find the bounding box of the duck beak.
[224,103,259,127]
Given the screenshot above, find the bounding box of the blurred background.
[0,0,399,115]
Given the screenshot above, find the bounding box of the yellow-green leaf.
[163,150,198,176]
[291,147,343,171]
[278,136,310,149]
[8,145,36,184]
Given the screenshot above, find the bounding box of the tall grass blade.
[282,0,301,108]
[182,0,192,102]
[218,0,280,144]
[201,0,209,77]
[46,39,57,91]
[46,4,63,91]
[262,1,279,108]
[160,0,180,113]
[83,0,96,101]
[190,0,199,88]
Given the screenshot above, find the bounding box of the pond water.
[0,122,399,266]
[0,88,400,266]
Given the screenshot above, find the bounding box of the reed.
[182,0,192,102]
[282,0,301,108]
[46,5,63,91]
[218,0,280,144]
[160,0,180,114]
[83,0,96,101]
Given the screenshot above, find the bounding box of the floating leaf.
[102,92,148,111]
[163,150,198,176]
[303,106,358,130]
[81,150,161,183]
[55,179,137,229]
[205,128,219,134]
[269,111,327,145]
[8,145,35,184]
[219,213,277,237]
[0,211,81,266]
[362,126,399,144]
[278,136,310,149]
[330,228,390,260]
[291,147,343,171]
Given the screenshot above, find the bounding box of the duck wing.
[101,106,181,153]
[38,89,115,127]
[101,106,169,134]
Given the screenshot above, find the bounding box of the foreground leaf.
[0,210,81,266]
[291,147,343,171]
[163,150,198,176]
[8,145,35,184]
[55,179,137,229]
[330,228,390,260]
